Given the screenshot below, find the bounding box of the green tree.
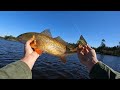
[0,36,3,39]
[100,39,106,48]
[4,35,17,41]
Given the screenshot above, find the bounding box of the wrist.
[21,52,40,70]
[30,52,40,59]
[86,59,99,71]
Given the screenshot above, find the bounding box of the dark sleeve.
[89,61,120,79]
[0,61,32,79]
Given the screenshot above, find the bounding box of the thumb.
[26,35,35,45]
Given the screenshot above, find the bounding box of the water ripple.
[0,39,120,79]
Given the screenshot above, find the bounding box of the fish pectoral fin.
[30,39,37,49]
[30,39,43,55]
[34,48,43,55]
[59,55,67,63]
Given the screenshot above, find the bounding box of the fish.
[17,29,68,63]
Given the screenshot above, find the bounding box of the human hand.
[24,36,36,57]
[77,45,99,71]
[21,36,43,70]
[24,36,42,57]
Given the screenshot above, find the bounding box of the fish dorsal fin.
[40,29,52,37]
[54,36,68,45]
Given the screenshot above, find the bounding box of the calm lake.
[0,39,120,79]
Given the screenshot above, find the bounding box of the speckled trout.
[17,29,68,63]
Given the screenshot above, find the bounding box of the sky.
[0,11,119,47]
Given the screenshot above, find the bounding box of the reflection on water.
[0,39,120,79]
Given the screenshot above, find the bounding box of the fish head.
[17,32,41,54]
[17,32,38,44]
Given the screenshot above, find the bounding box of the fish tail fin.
[59,54,67,63]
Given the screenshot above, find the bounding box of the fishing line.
[73,23,81,35]
[72,23,82,44]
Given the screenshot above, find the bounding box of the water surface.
[0,39,120,79]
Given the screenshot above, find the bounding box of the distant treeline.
[0,35,17,41]
[93,46,120,56]
[93,39,120,56]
